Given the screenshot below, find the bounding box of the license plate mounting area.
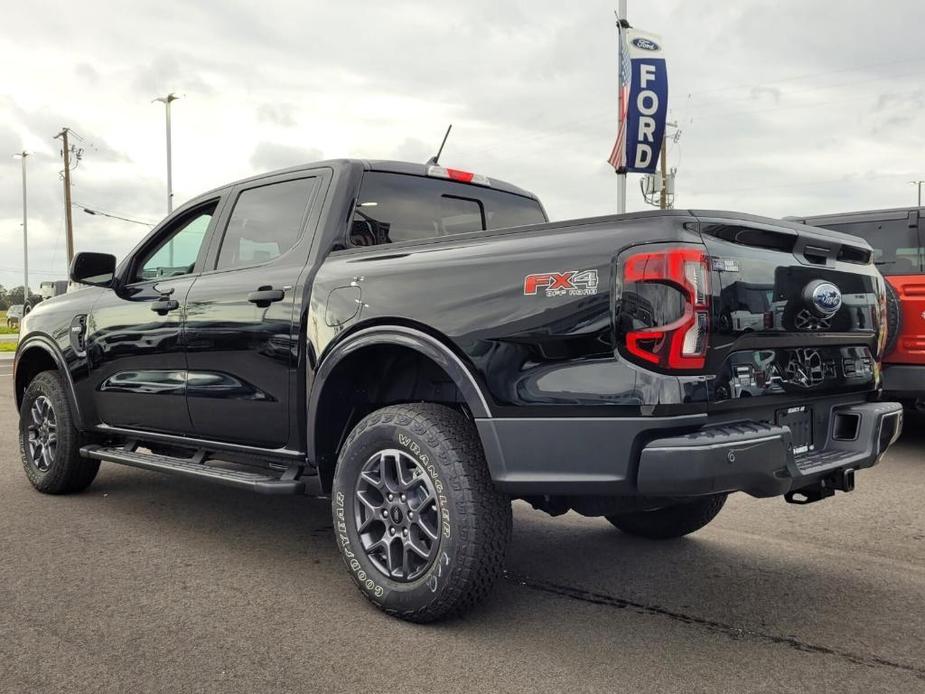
[777,405,814,456]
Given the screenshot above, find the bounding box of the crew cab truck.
[790,206,924,409]
[15,159,902,622]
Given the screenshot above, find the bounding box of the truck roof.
[197,158,539,201]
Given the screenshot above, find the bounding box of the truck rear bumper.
[476,400,902,498]
[636,401,902,497]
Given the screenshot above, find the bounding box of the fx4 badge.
[523,270,599,297]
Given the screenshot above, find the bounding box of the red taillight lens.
[623,247,711,370]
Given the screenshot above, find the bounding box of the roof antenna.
[425,124,452,166]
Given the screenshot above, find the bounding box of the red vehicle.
[792,206,924,407]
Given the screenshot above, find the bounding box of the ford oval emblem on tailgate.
[810,281,842,316]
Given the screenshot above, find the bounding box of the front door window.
[135,206,215,282]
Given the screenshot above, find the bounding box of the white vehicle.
[6,304,24,328]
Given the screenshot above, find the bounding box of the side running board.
[80,444,308,495]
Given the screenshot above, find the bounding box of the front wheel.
[332,403,512,622]
[19,370,99,494]
[606,494,727,539]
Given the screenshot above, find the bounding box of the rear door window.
[350,171,546,246]
[215,178,316,270]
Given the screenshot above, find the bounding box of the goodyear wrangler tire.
[19,370,99,494]
[605,494,727,540]
[332,403,512,622]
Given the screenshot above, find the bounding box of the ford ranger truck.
[14,160,902,622]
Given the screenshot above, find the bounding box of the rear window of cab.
[349,171,546,247]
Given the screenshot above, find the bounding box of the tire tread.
[19,370,99,494]
[335,403,511,622]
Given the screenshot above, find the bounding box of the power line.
[71,202,155,227]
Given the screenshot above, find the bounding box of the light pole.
[12,151,29,303]
[616,0,628,214]
[911,180,923,208]
[153,93,179,214]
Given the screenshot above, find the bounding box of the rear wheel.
[606,494,726,539]
[19,371,99,494]
[332,403,512,622]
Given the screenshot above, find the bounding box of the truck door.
[85,199,221,435]
[183,172,325,450]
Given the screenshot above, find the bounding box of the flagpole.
[616,0,628,214]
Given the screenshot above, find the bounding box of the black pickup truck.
[14,159,902,622]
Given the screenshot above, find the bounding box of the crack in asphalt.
[504,572,925,680]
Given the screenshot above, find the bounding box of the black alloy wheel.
[354,448,442,582]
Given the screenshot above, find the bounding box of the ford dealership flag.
[608,29,668,174]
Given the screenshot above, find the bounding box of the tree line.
[0,286,44,311]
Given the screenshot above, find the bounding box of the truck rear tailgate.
[694,212,884,404]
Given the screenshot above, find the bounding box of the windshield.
[350,171,546,247]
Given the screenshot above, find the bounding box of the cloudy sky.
[1,0,924,291]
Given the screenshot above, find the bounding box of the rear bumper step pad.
[637,401,903,498]
[80,445,307,495]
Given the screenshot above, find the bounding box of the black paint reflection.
[99,370,185,395]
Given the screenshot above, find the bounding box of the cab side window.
[135,204,216,282]
[215,178,316,271]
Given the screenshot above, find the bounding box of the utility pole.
[55,129,76,265]
[12,151,29,300]
[154,93,179,214]
[912,180,924,207]
[658,121,679,209]
[658,133,668,209]
[616,0,628,214]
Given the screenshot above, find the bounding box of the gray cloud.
[0,96,131,164]
[249,142,324,172]
[749,86,782,104]
[390,138,434,164]
[74,63,99,85]
[131,55,215,98]
[257,103,298,128]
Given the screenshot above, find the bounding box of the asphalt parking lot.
[1,357,923,693]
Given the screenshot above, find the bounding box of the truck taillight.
[622,247,711,370]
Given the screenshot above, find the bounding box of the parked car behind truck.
[791,206,924,408]
[15,159,902,622]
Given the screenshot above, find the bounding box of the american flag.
[608,31,632,170]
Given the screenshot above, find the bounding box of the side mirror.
[70,252,117,287]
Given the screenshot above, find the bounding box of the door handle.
[151,298,180,316]
[247,286,286,308]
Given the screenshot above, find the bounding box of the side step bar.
[80,444,307,495]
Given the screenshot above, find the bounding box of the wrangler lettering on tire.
[331,404,512,622]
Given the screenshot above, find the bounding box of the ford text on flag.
[609,29,668,174]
